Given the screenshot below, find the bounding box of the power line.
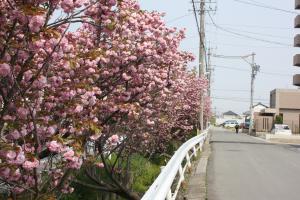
[206,22,293,30]
[213,65,249,71]
[212,96,269,103]
[205,30,293,47]
[212,88,273,93]
[191,0,201,36]
[166,13,192,24]
[185,36,292,49]
[206,23,292,40]
[213,89,250,92]
[232,0,299,15]
[207,12,292,47]
[212,64,293,77]
[208,42,291,49]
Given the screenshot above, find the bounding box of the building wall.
[223,115,240,119]
[270,90,276,108]
[280,109,300,134]
[278,91,300,110]
[255,116,273,132]
[271,89,300,111]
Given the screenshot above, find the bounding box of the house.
[242,103,271,132]
[243,103,268,117]
[269,89,300,133]
[252,89,300,134]
[222,111,240,119]
[216,111,242,125]
[252,103,274,133]
[253,102,268,113]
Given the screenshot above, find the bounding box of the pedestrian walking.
[235,124,239,134]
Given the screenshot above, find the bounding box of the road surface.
[207,127,300,200]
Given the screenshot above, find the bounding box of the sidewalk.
[185,134,211,200]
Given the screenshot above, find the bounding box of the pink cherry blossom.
[47,126,56,135]
[17,107,28,119]
[10,152,26,165]
[29,15,45,32]
[96,162,104,168]
[6,151,16,160]
[6,130,21,140]
[122,73,131,81]
[0,167,10,178]
[74,105,83,113]
[108,134,119,144]
[63,150,75,161]
[12,187,25,194]
[22,158,39,170]
[0,63,10,77]
[47,141,63,153]
[146,119,155,126]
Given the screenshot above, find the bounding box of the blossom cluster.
[0,0,211,197]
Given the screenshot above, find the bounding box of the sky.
[138,0,299,115]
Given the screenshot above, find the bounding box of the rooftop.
[223,111,239,116]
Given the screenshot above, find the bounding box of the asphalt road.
[207,127,300,200]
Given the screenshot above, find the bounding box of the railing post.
[193,146,197,157]
[199,141,203,152]
[186,153,191,167]
[166,189,172,200]
[178,164,185,181]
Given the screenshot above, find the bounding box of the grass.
[131,154,161,194]
[60,153,161,200]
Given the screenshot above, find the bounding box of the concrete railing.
[141,128,209,200]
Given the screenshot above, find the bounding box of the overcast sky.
[139,0,299,115]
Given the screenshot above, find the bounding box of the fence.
[141,128,209,200]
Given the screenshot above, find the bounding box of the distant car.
[223,120,239,128]
[244,121,250,129]
[271,124,292,135]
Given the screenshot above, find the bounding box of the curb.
[250,134,300,146]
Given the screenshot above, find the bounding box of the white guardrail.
[141,128,209,200]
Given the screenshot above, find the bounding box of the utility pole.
[249,52,260,135]
[212,53,260,134]
[199,0,206,131]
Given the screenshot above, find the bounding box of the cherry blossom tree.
[0,0,211,199]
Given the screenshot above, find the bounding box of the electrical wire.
[232,0,299,15]
[212,96,269,103]
[166,13,192,24]
[212,64,293,77]
[206,24,292,40]
[206,22,293,30]
[207,12,292,47]
[208,42,291,49]
[213,89,250,92]
[212,89,274,93]
[185,35,292,49]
